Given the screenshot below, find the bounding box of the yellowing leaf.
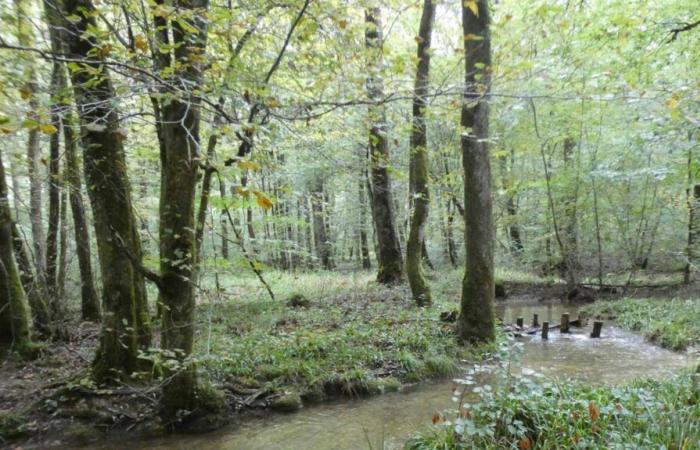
[237,160,261,171]
[465,0,479,17]
[234,186,250,197]
[134,35,149,52]
[253,191,273,210]
[39,123,58,134]
[19,86,32,100]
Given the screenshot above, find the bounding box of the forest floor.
[1,267,698,448]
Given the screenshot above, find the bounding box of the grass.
[190,269,498,405]
[407,371,700,449]
[582,298,700,351]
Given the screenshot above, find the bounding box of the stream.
[99,303,691,450]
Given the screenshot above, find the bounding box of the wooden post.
[541,321,549,340]
[532,313,539,328]
[516,317,524,329]
[560,313,570,333]
[590,321,603,338]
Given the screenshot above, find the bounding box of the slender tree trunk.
[45,63,62,319]
[561,136,579,289]
[64,109,101,321]
[684,132,699,284]
[406,0,435,305]
[311,178,333,269]
[365,7,403,284]
[358,177,372,269]
[195,127,219,266]
[0,149,34,354]
[57,184,68,301]
[54,0,150,380]
[457,0,495,343]
[499,148,523,254]
[155,0,210,417]
[219,178,229,260]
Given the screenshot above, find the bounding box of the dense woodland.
[1,0,700,448]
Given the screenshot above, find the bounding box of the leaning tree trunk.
[54,0,150,380]
[155,0,210,418]
[0,149,34,355]
[406,0,435,306]
[457,0,496,343]
[365,7,403,284]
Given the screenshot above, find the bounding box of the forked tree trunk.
[365,7,403,284]
[406,0,435,306]
[457,0,496,343]
[54,0,150,380]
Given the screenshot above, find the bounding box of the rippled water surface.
[104,304,691,450]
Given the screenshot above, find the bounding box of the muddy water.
[121,304,691,450]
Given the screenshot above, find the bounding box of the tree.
[365,7,403,285]
[457,0,496,343]
[406,0,436,306]
[52,0,151,380]
[153,0,211,417]
[0,149,34,355]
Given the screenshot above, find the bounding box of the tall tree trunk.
[0,149,34,355]
[57,184,68,301]
[219,178,229,260]
[457,0,495,343]
[561,136,579,289]
[53,0,150,380]
[365,7,403,284]
[195,127,219,266]
[499,148,523,254]
[311,178,333,270]
[64,109,101,321]
[15,0,47,291]
[155,0,210,417]
[406,0,435,306]
[45,62,63,321]
[358,177,372,269]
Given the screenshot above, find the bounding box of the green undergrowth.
[582,298,700,351]
[407,371,700,450]
[192,270,498,406]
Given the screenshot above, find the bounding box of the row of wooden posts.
[514,313,604,339]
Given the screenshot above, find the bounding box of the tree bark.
[0,149,34,354]
[219,177,229,260]
[12,224,51,337]
[406,0,435,306]
[63,109,101,321]
[358,177,372,269]
[53,0,150,380]
[457,0,496,343]
[311,178,333,270]
[154,0,210,417]
[365,7,403,284]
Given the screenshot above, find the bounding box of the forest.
[0,0,699,448]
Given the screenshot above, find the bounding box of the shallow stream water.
[100,303,691,450]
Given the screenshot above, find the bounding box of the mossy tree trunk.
[11,224,51,337]
[365,7,403,285]
[154,0,210,418]
[457,0,496,343]
[54,0,150,380]
[406,0,435,306]
[0,149,33,354]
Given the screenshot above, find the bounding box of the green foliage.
[408,372,700,450]
[583,298,700,351]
